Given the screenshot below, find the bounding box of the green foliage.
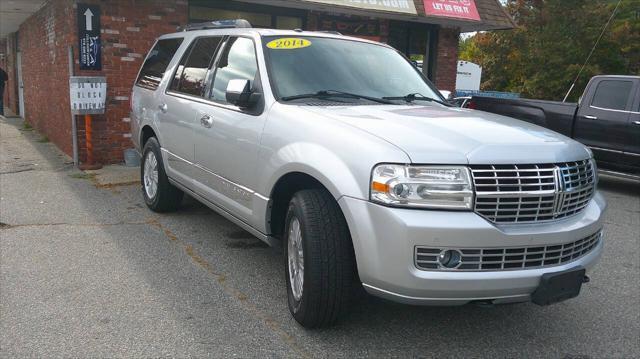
[459,0,639,101]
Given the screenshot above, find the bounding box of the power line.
[562,0,623,102]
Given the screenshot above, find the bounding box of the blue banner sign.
[77,4,101,71]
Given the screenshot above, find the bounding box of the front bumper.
[338,192,606,305]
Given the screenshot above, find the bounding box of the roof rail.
[179,19,252,32]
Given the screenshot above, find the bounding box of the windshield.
[262,36,442,102]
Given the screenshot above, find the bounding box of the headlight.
[370,164,473,210]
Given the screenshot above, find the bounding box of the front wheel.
[284,189,356,328]
[141,137,183,212]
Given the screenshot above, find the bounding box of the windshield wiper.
[281,90,393,104]
[383,93,451,106]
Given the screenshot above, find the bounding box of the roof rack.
[179,19,252,32]
[315,31,342,35]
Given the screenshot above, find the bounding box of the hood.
[301,104,590,164]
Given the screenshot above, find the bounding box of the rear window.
[591,80,633,111]
[136,38,183,90]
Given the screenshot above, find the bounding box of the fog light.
[438,249,462,269]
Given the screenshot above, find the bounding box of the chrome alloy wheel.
[287,216,304,301]
[143,151,159,199]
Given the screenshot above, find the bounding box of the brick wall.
[18,0,76,153]
[17,0,188,164]
[434,27,460,93]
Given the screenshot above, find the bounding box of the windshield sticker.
[266,38,311,50]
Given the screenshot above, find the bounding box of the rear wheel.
[284,189,356,328]
[141,137,183,212]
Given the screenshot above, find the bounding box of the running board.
[168,177,280,247]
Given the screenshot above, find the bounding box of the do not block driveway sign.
[69,77,107,115]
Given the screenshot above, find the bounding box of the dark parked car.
[467,75,640,176]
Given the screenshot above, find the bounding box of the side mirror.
[226,79,261,108]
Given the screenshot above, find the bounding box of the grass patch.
[37,136,49,143]
[22,122,33,131]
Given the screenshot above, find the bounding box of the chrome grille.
[470,159,595,223]
[415,230,602,271]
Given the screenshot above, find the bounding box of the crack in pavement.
[0,168,35,175]
[0,221,151,230]
[145,217,310,358]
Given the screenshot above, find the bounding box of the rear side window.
[209,37,258,103]
[136,38,183,90]
[591,80,633,111]
[170,36,223,97]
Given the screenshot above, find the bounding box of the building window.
[189,0,306,30]
[190,7,272,27]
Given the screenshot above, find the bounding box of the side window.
[170,36,222,97]
[590,80,633,111]
[136,38,183,90]
[210,37,258,104]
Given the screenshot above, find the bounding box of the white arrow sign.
[84,8,93,31]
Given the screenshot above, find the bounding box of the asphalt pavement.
[1,115,639,358]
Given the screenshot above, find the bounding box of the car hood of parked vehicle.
[300,104,591,165]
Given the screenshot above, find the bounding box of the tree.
[459,0,640,101]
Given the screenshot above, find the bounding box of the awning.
[236,0,515,31]
[0,0,46,39]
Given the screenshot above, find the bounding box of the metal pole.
[68,46,79,167]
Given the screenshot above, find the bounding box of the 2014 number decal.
[266,38,312,50]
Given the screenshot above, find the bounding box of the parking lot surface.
[1,116,639,358]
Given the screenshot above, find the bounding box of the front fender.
[261,142,363,200]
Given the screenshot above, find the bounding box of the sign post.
[69,76,106,170]
[77,4,101,70]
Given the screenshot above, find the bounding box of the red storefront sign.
[423,0,481,21]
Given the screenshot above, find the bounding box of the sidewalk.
[0,114,140,187]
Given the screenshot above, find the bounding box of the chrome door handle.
[584,115,598,120]
[633,121,640,125]
[158,103,168,113]
[200,114,213,128]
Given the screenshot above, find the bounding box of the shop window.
[170,37,223,97]
[136,38,183,90]
[209,37,258,104]
[190,6,271,27]
[276,16,302,30]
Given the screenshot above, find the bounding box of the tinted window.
[591,80,633,111]
[210,37,258,103]
[136,38,183,90]
[170,37,222,97]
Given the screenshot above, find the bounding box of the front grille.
[470,159,595,223]
[415,230,602,271]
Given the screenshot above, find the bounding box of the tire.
[284,189,356,328]
[141,137,183,212]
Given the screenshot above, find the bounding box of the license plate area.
[531,266,586,306]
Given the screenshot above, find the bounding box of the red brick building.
[0,0,513,165]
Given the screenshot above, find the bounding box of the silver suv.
[131,21,606,328]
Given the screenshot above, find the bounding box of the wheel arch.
[267,172,328,238]
[141,125,157,148]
